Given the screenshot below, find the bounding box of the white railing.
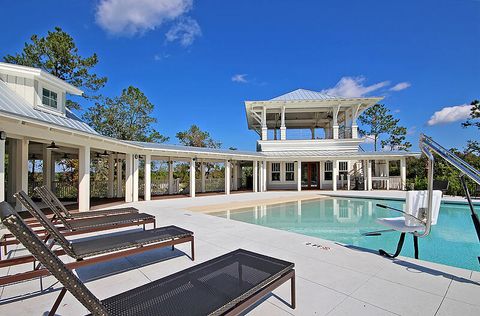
[388,176,403,190]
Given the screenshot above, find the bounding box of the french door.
[301,162,320,189]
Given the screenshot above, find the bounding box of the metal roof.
[0,79,98,135]
[269,89,339,101]
[126,141,263,158]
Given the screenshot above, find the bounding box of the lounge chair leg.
[413,235,419,259]
[49,287,67,316]
[291,271,296,309]
[379,233,406,258]
[191,238,195,261]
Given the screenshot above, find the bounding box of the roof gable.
[0,79,98,135]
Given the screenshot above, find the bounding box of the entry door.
[301,162,320,189]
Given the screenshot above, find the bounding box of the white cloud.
[95,0,193,36]
[427,104,471,126]
[231,74,248,83]
[321,76,390,98]
[394,109,401,113]
[390,82,411,91]
[165,17,201,46]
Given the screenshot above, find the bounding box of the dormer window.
[42,88,57,108]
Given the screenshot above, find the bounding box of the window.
[271,162,280,181]
[339,161,348,180]
[324,161,333,180]
[42,88,57,108]
[285,162,295,181]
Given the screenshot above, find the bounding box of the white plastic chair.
[375,190,442,259]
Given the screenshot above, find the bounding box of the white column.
[6,140,16,203]
[351,125,358,139]
[232,161,238,191]
[297,161,302,191]
[332,160,338,192]
[258,161,263,192]
[385,160,390,190]
[116,154,122,197]
[78,146,90,211]
[280,105,286,140]
[107,154,115,198]
[15,139,29,211]
[225,160,231,195]
[168,158,174,194]
[200,161,206,193]
[253,160,258,192]
[261,106,268,140]
[262,161,267,192]
[189,158,196,197]
[125,153,133,202]
[332,106,339,139]
[367,160,373,191]
[0,138,5,202]
[144,154,151,201]
[42,144,52,190]
[400,158,406,190]
[132,155,139,202]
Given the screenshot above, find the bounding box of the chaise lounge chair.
[1,191,156,257]
[0,200,194,286]
[0,201,295,316]
[36,185,139,219]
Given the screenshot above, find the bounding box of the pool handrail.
[419,134,480,243]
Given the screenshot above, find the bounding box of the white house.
[0,62,419,212]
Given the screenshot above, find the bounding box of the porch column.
[0,136,5,202]
[6,140,16,203]
[144,154,151,201]
[262,161,267,192]
[232,161,238,191]
[367,160,372,191]
[189,158,196,197]
[280,105,286,140]
[200,161,206,193]
[332,105,339,139]
[225,160,231,195]
[15,139,29,210]
[78,146,90,212]
[42,144,52,190]
[261,106,268,140]
[351,124,358,139]
[168,158,174,194]
[107,154,115,198]
[297,161,301,191]
[400,158,406,190]
[116,154,122,197]
[132,155,139,202]
[258,161,263,192]
[125,153,133,202]
[385,160,390,190]
[332,160,338,191]
[253,160,258,192]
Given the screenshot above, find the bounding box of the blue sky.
[0,0,478,151]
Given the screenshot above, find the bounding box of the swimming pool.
[210,197,480,271]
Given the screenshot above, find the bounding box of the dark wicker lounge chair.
[0,200,194,286]
[1,191,157,255]
[36,185,139,219]
[0,201,295,316]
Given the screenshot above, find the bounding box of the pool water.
[210,197,480,271]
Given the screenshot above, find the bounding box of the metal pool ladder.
[420,134,480,258]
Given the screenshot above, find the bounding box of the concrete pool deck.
[0,191,479,315]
